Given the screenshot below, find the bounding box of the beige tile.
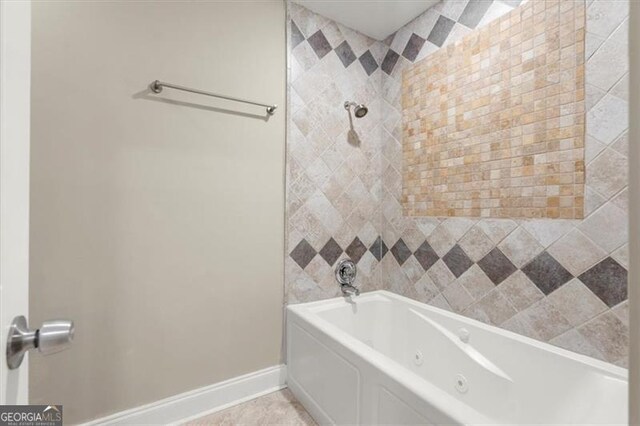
[549,329,605,360]
[476,219,518,244]
[611,244,629,269]
[517,299,573,341]
[547,229,607,276]
[586,148,628,199]
[579,311,629,362]
[498,228,544,268]
[497,270,544,312]
[413,274,439,303]
[187,389,316,426]
[547,279,609,327]
[457,264,496,301]
[442,281,474,313]
[427,225,457,257]
[428,293,453,311]
[458,226,495,262]
[427,259,457,291]
[578,201,628,252]
[518,219,576,248]
[465,290,517,326]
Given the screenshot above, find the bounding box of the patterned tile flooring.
[185,389,316,425]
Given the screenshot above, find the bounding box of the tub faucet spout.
[341,284,360,297]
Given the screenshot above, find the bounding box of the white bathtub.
[286,290,627,425]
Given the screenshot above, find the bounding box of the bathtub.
[286,290,627,425]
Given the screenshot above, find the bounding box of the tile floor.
[185,389,317,425]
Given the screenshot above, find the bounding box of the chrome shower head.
[344,101,368,118]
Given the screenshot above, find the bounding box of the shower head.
[344,101,368,118]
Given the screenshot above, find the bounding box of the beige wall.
[29,2,285,423]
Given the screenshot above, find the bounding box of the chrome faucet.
[336,259,359,297]
[341,283,360,297]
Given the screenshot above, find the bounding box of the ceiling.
[292,0,440,41]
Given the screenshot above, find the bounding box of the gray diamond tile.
[359,50,378,76]
[345,237,367,263]
[522,252,573,295]
[477,248,517,285]
[334,40,357,67]
[458,0,494,29]
[369,236,388,261]
[290,239,317,269]
[319,238,342,266]
[381,49,400,75]
[402,33,426,62]
[391,239,412,265]
[442,244,473,278]
[427,15,455,47]
[414,240,439,271]
[291,20,305,49]
[578,257,628,307]
[307,30,332,59]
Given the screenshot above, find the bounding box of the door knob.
[6,316,74,369]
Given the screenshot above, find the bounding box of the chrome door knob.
[6,316,74,369]
[37,319,74,355]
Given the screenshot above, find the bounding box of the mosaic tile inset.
[401,0,586,219]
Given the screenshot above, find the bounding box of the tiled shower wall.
[401,1,585,219]
[286,0,629,366]
[286,3,387,303]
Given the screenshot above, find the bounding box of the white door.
[0,0,31,405]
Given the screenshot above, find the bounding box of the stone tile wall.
[401,1,585,219]
[286,3,386,303]
[286,0,629,367]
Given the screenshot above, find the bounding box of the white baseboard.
[83,365,287,425]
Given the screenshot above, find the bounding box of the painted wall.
[288,0,629,367]
[29,2,286,423]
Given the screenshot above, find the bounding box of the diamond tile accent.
[334,40,357,67]
[369,236,388,261]
[358,50,378,76]
[381,49,400,75]
[291,20,305,48]
[442,244,473,278]
[477,248,517,285]
[290,239,317,269]
[402,33,426,62]
[414,240,439,271]
[345,237,368,263]
[286,0,628,365]
[458,0,494,29]
[578,257,628,308]
[319,238,343,266]
[307,30,332,59]
[427,15,455,47]
[522,252,574,295]
[390,238,412,265]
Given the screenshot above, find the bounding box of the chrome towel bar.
[149,80,277,115]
